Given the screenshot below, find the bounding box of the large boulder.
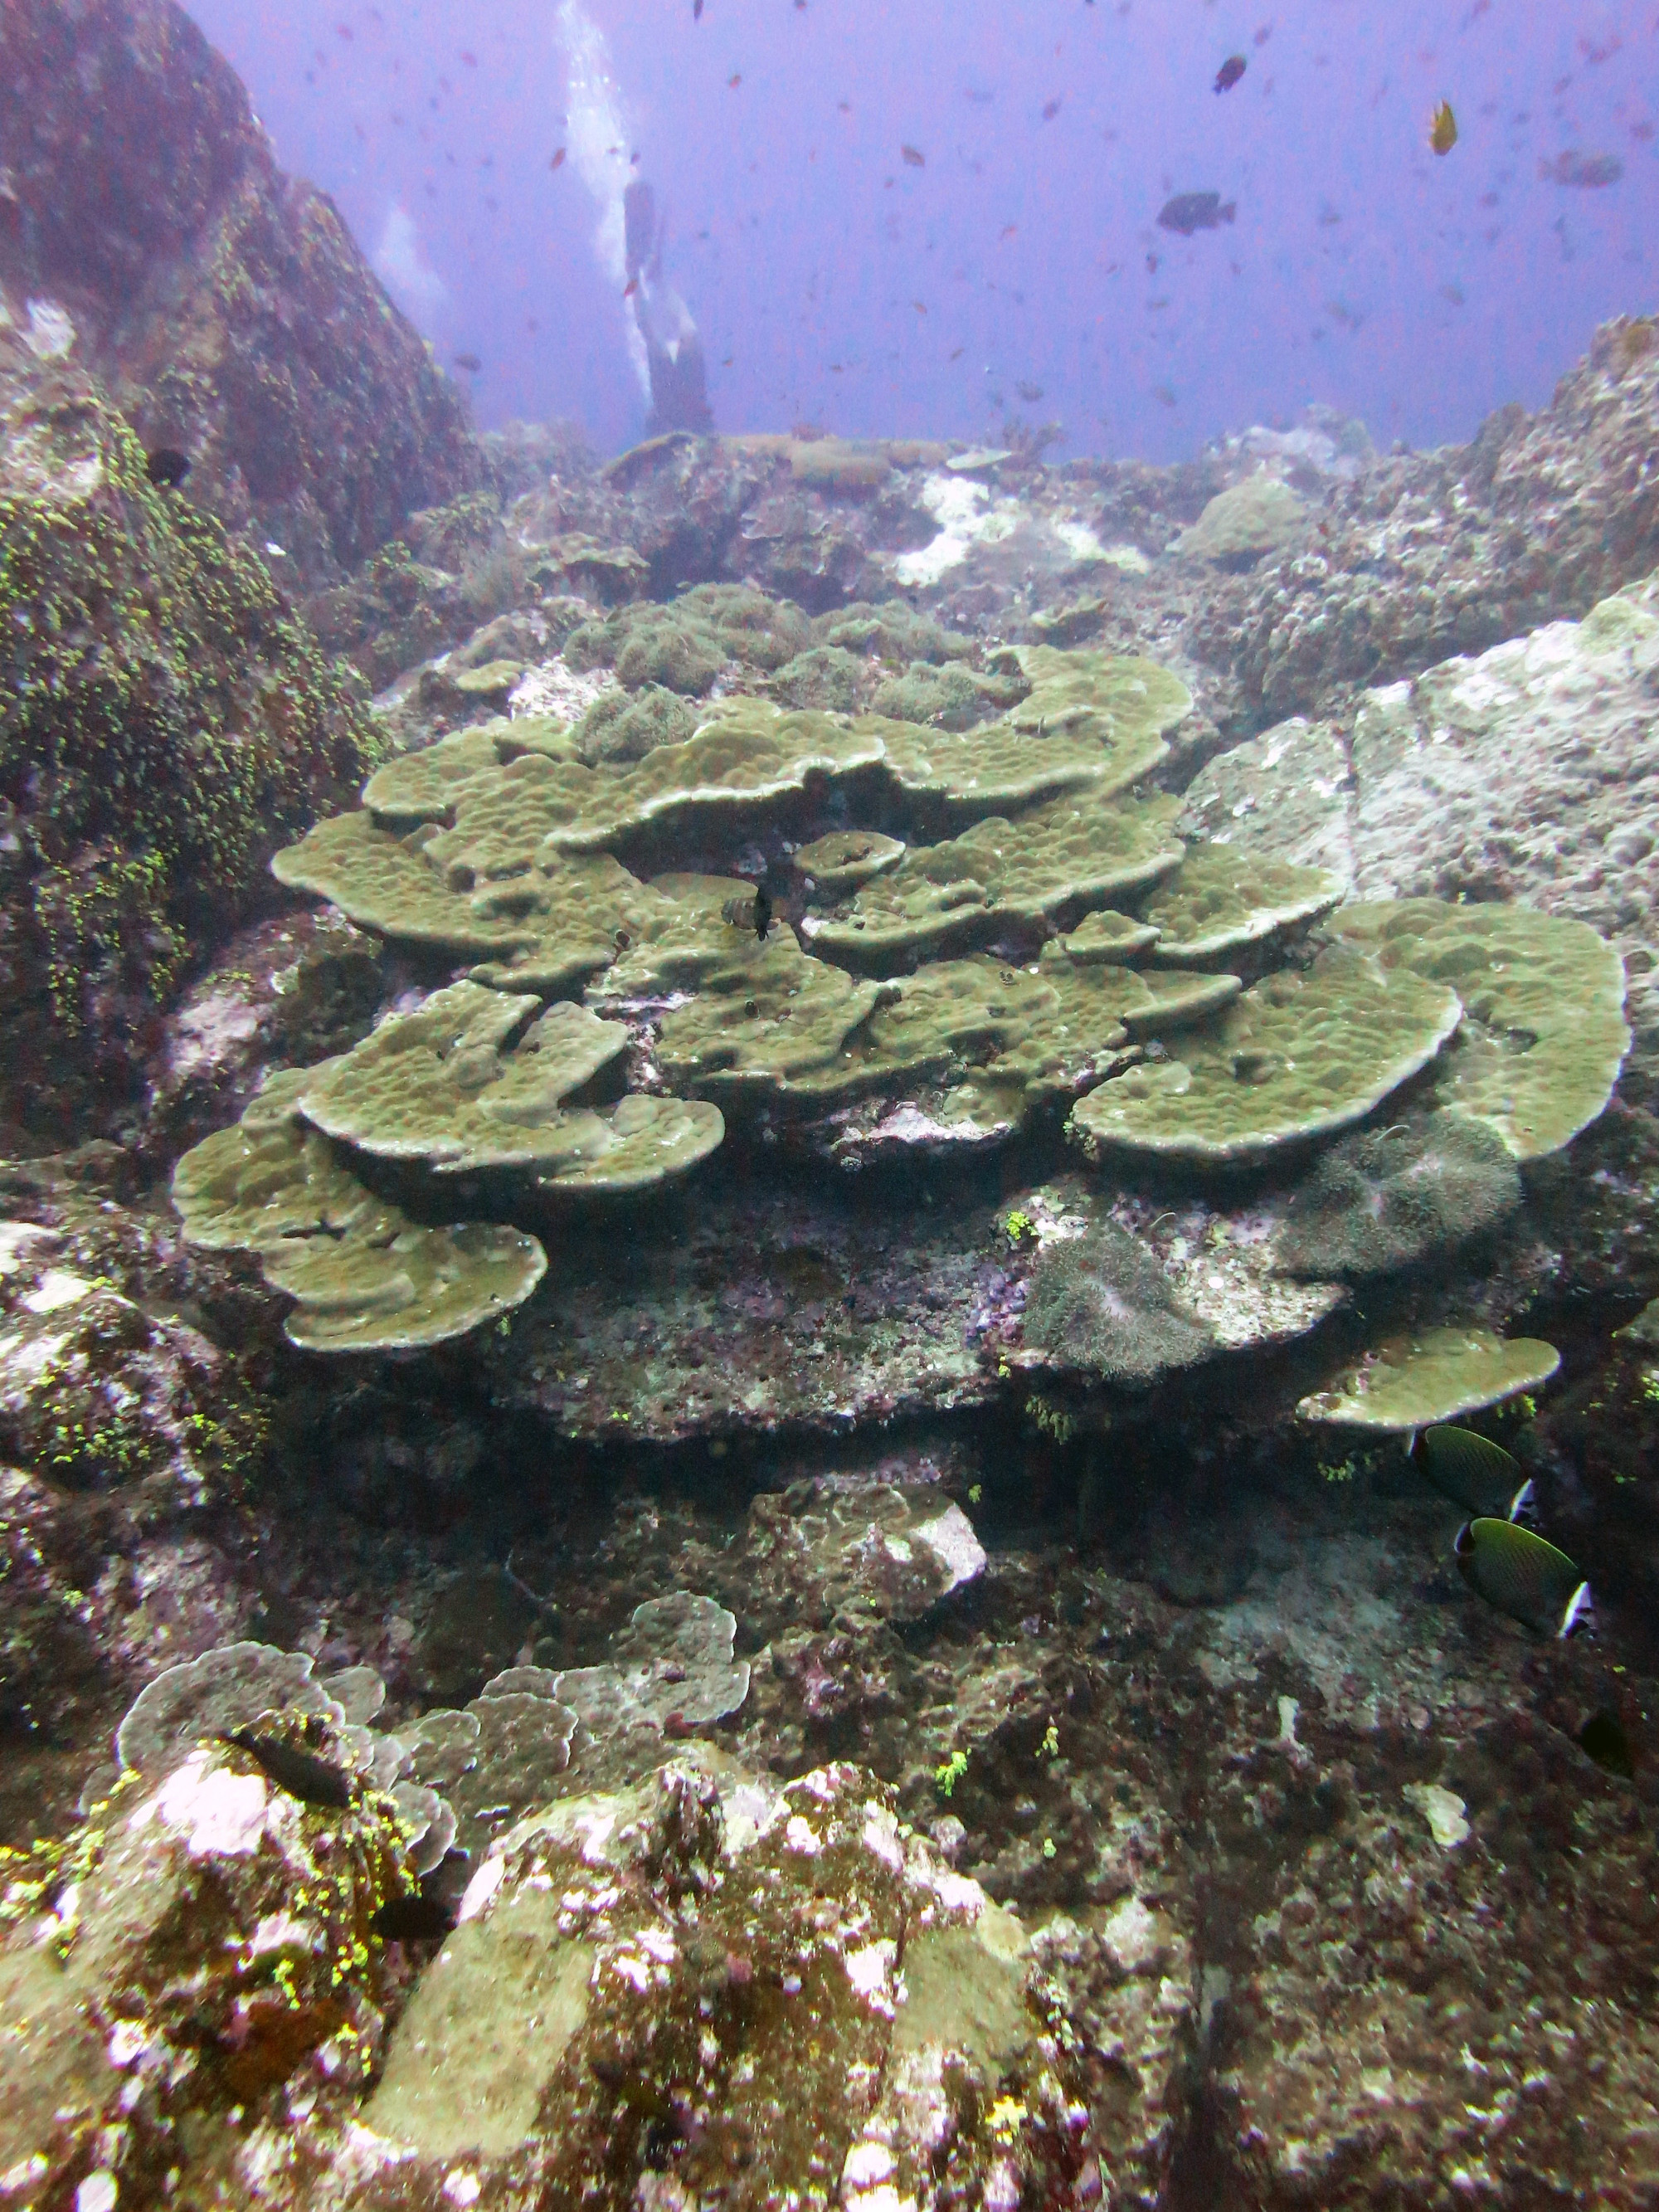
[0,0,481,582]
[0,326,374,1136]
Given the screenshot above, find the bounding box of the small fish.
[452,351,482,373]
[753,885,773,941]
[144,447,192,487]
[727,72,742,88]
[1156,191,1236,235]
[1408,1426,1533,1523]
[459,48,478,66]
[902,144,926,167]
[1454,1519,1593,1640]
[1214,55,1247,93]
[1429,100,1457,155]
[220,1728,353,1809]
[1042,98,1063,120]
[372,1891,459,1942]
[1015,380,1044,402]
[550,147,566,169]
[1539,149,1623,188]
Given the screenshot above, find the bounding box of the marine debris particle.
[1429,100,1457,155]
[1214,55,1247,92]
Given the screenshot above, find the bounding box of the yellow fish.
[1429,100,1457,156]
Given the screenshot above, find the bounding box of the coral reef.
[1224,315,1659,718]
[4,42,1659,2194]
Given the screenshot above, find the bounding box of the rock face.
[0,324,375,1137]
[1180,576,1659,1099]
[1222,314,1659,720]
[0,0,481,582]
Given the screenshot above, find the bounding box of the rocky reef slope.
[2,6,1659,2197]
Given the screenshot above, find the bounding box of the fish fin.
[1559,1581,1597,1640]
[1506,1478,1537,1527]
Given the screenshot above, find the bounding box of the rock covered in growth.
[0,0,480,581]
[1176,473,1308,568]
[0,1734,411,2208]
[1228,312,1659,718]
[0,329,373,1136]
[348,1758,1140,2210]
[1022,1221,1216,1386]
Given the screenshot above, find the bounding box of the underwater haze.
[182,0,1655,458]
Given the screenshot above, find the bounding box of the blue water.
[183,0,1657,460]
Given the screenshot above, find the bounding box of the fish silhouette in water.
[1540,149,1623,188]
[1428,100,1457,155]
[1408,1426,1535,1524]
[753,885,773,941]
[1214,55,1247,93]
[1157,191,1236,235]
[145,447,192,487]
[372,1891,459,1942]
[219,1728,353,1808]
[1578,1709,1635,1779]
[1454,1520,1593,1640]
[452,352,482,373]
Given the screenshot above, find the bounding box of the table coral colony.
[174,636,1626,1353]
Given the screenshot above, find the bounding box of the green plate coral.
[1296,1327,1560,1431]
[172,1069,549,1352]
[1140,842,1344,962]
[1068,948,1463,1167]
[802,793,1185,972]
[1328,899,1629,1159]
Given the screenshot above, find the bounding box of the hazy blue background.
[182,0,1655,461]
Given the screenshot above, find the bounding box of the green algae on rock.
[0,341,372,1105]
[1297,1325,1561,1430]
[1330,897,1629,1160]
[1069,948,1463,1167]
